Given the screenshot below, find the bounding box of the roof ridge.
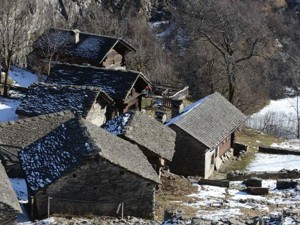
[51,62,142,75]
[35,82,103,92]
[49,27,124,42]
[0,111,74,127]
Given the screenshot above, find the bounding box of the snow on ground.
[10,178,28,203]
[9,66,40,87]
[271,139,300,151]
[253,97,297,116]
[246,153,300,172]
[0,97,20,122]
[0,66,39,123]
[247,96,300,138]
[182,181,300,222]
[18,218,54,225]
[10,178,31,223]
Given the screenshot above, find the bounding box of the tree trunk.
[226,55,236,103]
[3,64,10,97]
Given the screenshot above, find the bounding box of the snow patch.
[9,66,40,87]
[246,153,300,172]
[0,97,21,122]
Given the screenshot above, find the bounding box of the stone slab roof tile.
[0,111,75,160]
[19,118,159,193]
[16,83,107,117]
[167,92,247,149]
[103,111,176,161]
[86,122,160,184]
[0,162,21,213]
[46,63,150,100]
[33,28,135,63]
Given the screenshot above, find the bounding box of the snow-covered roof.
[16,83,113,118]
[167,92,247,149]
[102,111,176,161]
[46,63,150,101]
[103,111,134,135]
[33,28,135,63]
[19,118,159,193]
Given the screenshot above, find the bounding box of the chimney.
[171,100,184,118]
[72,29,80,44]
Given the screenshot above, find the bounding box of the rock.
[215,156,223,170]
[276,179,297,190]
[245,187,269,195]
[243,177,262,187]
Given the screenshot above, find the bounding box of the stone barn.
[102,111,176,173]
[47,63,151,118]
[167,92,247,179]
[27,28,136,71]
[18,117,159,219]
[16,83,114,126]
[0,111,75,177]
[0,162,21,225]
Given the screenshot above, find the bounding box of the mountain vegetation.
[1,0,300,114]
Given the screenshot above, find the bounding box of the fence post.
[30,196,34,219]
[121,202,124,219]
[47,196,51,218]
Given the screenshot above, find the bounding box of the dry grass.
[155,171,198,220]
[223,126,283,173]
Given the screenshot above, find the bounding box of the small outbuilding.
[167,92,247,178]
[19,117,159,219]
[46,63,151,118]
[102,111,176,172]
[16,83,114,126]
[27,28,136,71]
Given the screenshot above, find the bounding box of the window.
[211,155,214,166]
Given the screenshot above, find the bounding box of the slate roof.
[166,92,247,149]
[46,63,151,100]
[33,28,135,64]
[103,111,176,161]
[0,111,75,160]
[16,83,113,118]
[0,162,21,213]
[19,118,159,193]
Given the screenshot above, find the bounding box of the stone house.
[27,28,136,71]
[167,92,247,179]
[46,63,151,118]
[0,162,21,225]
[16,82,114,126]
[0,111,75,177]
[18,117,159,219]
[102,111,176,172]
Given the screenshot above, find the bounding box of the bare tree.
[0,0,31,97]
[175,0,270,105]
[29,29,72,77]
[75,5,128,37]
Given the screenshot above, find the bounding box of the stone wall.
[0,203,18,225]
[34,157,157,219]
[218,134,232,156]
[259,146,300,156]
[85,102,107,126]
[170,125,208,178]
[233,142,248,156]
[0,162,21,224]
[102,49,124,69]
[204,149,215,178]
[227,170,300,180]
